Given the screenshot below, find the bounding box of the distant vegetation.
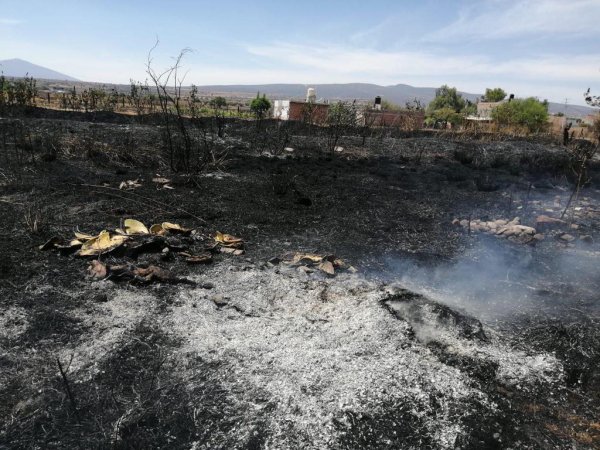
[482,88,507,102]
[0,74,38,110]
[491,97,549,133]
[425,85,475,128]
[249,93,271,121]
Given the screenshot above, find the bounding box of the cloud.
[245,42,599,104]
[0,18,22,26]
[247,43,599,83]
[428,0,600,41]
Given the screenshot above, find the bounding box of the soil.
[0,113,599,449]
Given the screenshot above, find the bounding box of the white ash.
[167,265,561,449]
[59,283,154,377]
[0,306,29,340]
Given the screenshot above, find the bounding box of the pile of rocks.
[453,217,540,244]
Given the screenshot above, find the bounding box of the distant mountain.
[197,83,595,118]
[0,58,78,81]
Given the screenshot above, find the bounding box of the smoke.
[379,235,600,325]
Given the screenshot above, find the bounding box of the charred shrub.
[453,147,475,165]
[519,151,569,175]
[475,175,500,192]
[34,132,61,162]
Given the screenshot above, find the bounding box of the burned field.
[0,114,599,449]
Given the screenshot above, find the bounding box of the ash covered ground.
[0,114,599,449]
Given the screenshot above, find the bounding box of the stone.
[559,233,575,242]
[268,257,281,265]
[580,235,593,244]
[535,215,566,231]
[533,233,545,241]
[496,226,508,235]
[514,225,536,235]
[211,294,229,307]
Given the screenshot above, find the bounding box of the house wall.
[288,101,330,124]
[477,101,503,118]
[363,110,424,130]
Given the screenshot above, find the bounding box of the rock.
[508,217,520,226]
[452,218,460,226]
[284,147,295,153]
[514,225,536,235]
[459,219,468,227]
[268,257,281,266]
[497,224,536,241]
[469,222,481,232]
[570,223,579,230]
[559,233,576,242]
[334,146,344,153]
[211,294,228,307]
[201,282,215,289]
[580,235,593,244]
[297,265,314,274]
[533,233,545,241]
[535,215,566,231]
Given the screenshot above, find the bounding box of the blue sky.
[1,0,599,105]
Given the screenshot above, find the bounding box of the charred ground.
[0,112,599,449]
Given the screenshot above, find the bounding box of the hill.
[0,58,78,81]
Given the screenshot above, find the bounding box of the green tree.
[491,97,549,132]
[209,96,227,110]
[427,85,466,113]
[483,88,507,102]
[427,107,464,128]
[250,93,271,121]
[463,99,477,116]
[426,85,469,128]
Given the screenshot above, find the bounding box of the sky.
[1,0,599,105]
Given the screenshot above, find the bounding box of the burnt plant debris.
[1,109,599,449]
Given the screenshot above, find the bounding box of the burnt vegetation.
[0,71,600,449]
